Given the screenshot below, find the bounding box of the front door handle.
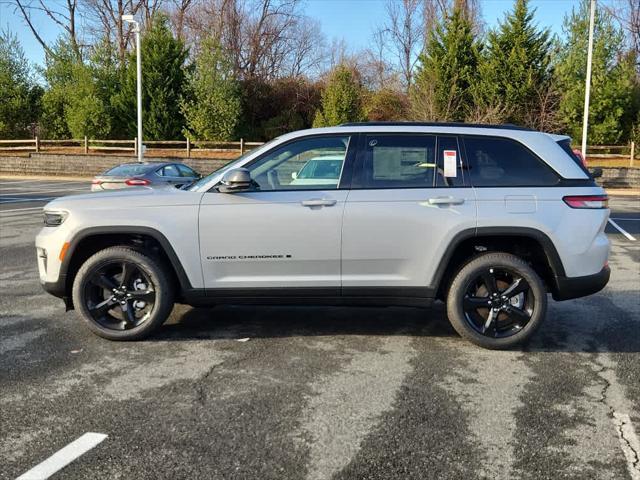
[301,198,337,207]
[427,196,465,205]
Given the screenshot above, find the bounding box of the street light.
[581,0,596,158]
[122,14,143,163]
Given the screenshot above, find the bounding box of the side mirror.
[291,172,298,180]
[218,168,252,193]
[590,167,603,179]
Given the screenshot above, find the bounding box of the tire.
[446,252,547,350]
[72,246,174,340]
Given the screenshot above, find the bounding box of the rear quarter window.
[463,136,559,187]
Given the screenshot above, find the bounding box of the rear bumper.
[552,266,610,301]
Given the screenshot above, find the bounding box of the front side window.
[463,136,559,187]
[246,136,350,191]
[360,135,437,188]
[177,164,197,177]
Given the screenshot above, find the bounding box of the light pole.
[122,14,143,163]
[581,0,596,158]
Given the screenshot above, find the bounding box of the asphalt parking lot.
[1,177,639,480]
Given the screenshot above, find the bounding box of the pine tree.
[555,1,635,144]
[474,0,552,126]
[41,37,78,139]
[181,38,241,141]
[0,29,40,138]
[312,65,365,127]
[112,15,189,140]
[411,8,479,122]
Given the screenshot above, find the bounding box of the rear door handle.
[301,198,337,207]
[427,196,465,205]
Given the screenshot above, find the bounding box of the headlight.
[43,210,68,227]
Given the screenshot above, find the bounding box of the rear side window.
[158,164,180,177]
[463,136,559,187]
[556,139,592,177]
[360,135,437,188]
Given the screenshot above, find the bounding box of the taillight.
[125,178,151,186]
[91,179,102,185]
[563,195,608,209]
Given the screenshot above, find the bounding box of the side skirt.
[181,287,435,308]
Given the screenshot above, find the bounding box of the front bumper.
[552,265,610,301]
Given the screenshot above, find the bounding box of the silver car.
[91,162,200,191]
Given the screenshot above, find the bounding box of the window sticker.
[443,150,457,177]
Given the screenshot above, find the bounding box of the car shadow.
[150,295,640,354]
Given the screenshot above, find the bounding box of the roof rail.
[338,121,534,131]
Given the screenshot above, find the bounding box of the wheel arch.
[61,226,193,308]
[432,227,565,299]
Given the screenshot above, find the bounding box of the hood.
[44,185,202,211]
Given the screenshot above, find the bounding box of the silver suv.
[36,123,611,349]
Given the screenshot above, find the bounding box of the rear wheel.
[72,247,174,340]
[446,252,547,349]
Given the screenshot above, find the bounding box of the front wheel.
[446,252,547,349]
[72,247,174,340]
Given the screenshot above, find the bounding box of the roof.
[339,121,533,131]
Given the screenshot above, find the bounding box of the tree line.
[1,0,638,146]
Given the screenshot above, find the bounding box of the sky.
[0,0,594,68]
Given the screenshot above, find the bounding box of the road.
[1,178,639,480]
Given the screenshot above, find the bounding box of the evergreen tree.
[411,8,479,122]
[64,61,111,139]
[112,15,189,140]
[555,1,635,144]
[312,65,365,127]
[181,38,241,141]
[0,30,41,138]
[41,37,78,139]
[475,0,552,126]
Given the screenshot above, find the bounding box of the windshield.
[186,138,280,191]
[104,164,154,176]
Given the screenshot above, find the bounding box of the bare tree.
[84,0,165,62]
[186,0,325,80]
[606,0,640,61]
[379,0,424,91]
[167,0,195,40]
[10,0,83,58]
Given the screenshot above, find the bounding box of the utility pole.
[581,0,596,158]
[122,14,143,163]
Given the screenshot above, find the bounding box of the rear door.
[341,133,477,296]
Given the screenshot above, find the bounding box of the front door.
[199,135,354,291]
[341,134,477,296]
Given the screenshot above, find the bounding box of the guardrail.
[0,137,264,157]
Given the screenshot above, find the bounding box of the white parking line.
[612,412,640,480]
[0,197,57,204]
[610,218,640,222]
[16,432,107,480]
[0,207,43,215]
[608,219,637,241]
[0,188,88,196]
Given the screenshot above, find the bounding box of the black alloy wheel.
[84,260,156,331]
[462,267,533,338]
[72,247,174,340]
[446,252,547,349]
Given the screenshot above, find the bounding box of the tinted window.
[105,164,153,176]
[158,164,180,177]
[246,136,349,191]
[556,139,591,177]
[360,135,437,188]
[463,136,559,187]
[177,164,197,177]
